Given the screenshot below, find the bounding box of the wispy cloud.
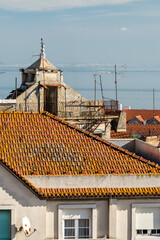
[89,10,130,17]
[115,27,130,32]
[62,16,88,22]
[61,11,130,22]
[0,0,141,12]
[120,27,129,31]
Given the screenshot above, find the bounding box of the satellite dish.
[22,217,31,236]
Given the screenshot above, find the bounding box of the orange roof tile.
[27,58,59,71]
[37,187,160,199]
[135,115,144,122]
[110,130,131,139]
[154,116,160,122]
[123,109,160,122]
[1,112,160,176]
[127,124,160,137]
[1,154,160,199]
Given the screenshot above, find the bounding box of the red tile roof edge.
[38,187,160,199]
[1,158,160,200]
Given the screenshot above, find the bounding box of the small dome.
[27,58,59,71]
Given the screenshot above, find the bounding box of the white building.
[1,111,160,240]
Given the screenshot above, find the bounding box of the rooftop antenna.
[114,64,126,103]
[93,64,126,107]
[102,64,126,102]
[153,88,155,110]
[93,74,97,105]
[99,74,104,101]
[40,38,46,110]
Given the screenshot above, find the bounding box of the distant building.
[6,39,87,117]
[4,39,124,139]
[147,115,160,125]
[128,115,144,124]
[121,109,160,145]
[123,109,160,124]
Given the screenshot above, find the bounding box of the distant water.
[1,65,160,109]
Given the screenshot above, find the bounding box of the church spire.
[40,38,46,59]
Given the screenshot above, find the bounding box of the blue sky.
[0,0,160,67]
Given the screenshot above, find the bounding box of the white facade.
[0,162,108,240]
[1,162,160,240]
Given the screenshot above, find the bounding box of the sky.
[0,0,160,67]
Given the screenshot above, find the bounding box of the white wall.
[0,163,110,240]
[117,199,160,240]
[3,162,160,240]
[0,164,46,240]
[108,139,160,164]
[26,174,160,189]
[46,200,108,239]
[135,139,160,164]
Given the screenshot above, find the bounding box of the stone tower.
[20,38,63,87]
[12,39,86,115]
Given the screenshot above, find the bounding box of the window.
[78,219,89,238]
[137,229,160,236]
[64,219,90,239]
[136,207,160,236]
[58,204,97,240]
[64,220,75,239]
[132,204,160,239]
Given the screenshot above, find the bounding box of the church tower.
[20,38,63,87]
[8,39,87,117]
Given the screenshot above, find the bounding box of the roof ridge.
[124,109,160,111]
[128,123,160,127]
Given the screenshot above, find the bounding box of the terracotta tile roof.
[154,116,160,122]
[136,115,144,122]
[27,58,59,71]
[1,153,160,199]
[1,111,160,176]
[37,187,160,199]
[127,124,160,137]
[110,130,131,139]
[123,109,160,122]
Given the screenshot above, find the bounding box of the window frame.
[58,204,97,240]
[78,219,90,239]
[132,203,160,240]
[136,228,160,236]
[63,218,90,239]
[64,219,76,239]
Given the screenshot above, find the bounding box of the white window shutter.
[136,208,160,229]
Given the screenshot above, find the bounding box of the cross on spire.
[40,38,46,59]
